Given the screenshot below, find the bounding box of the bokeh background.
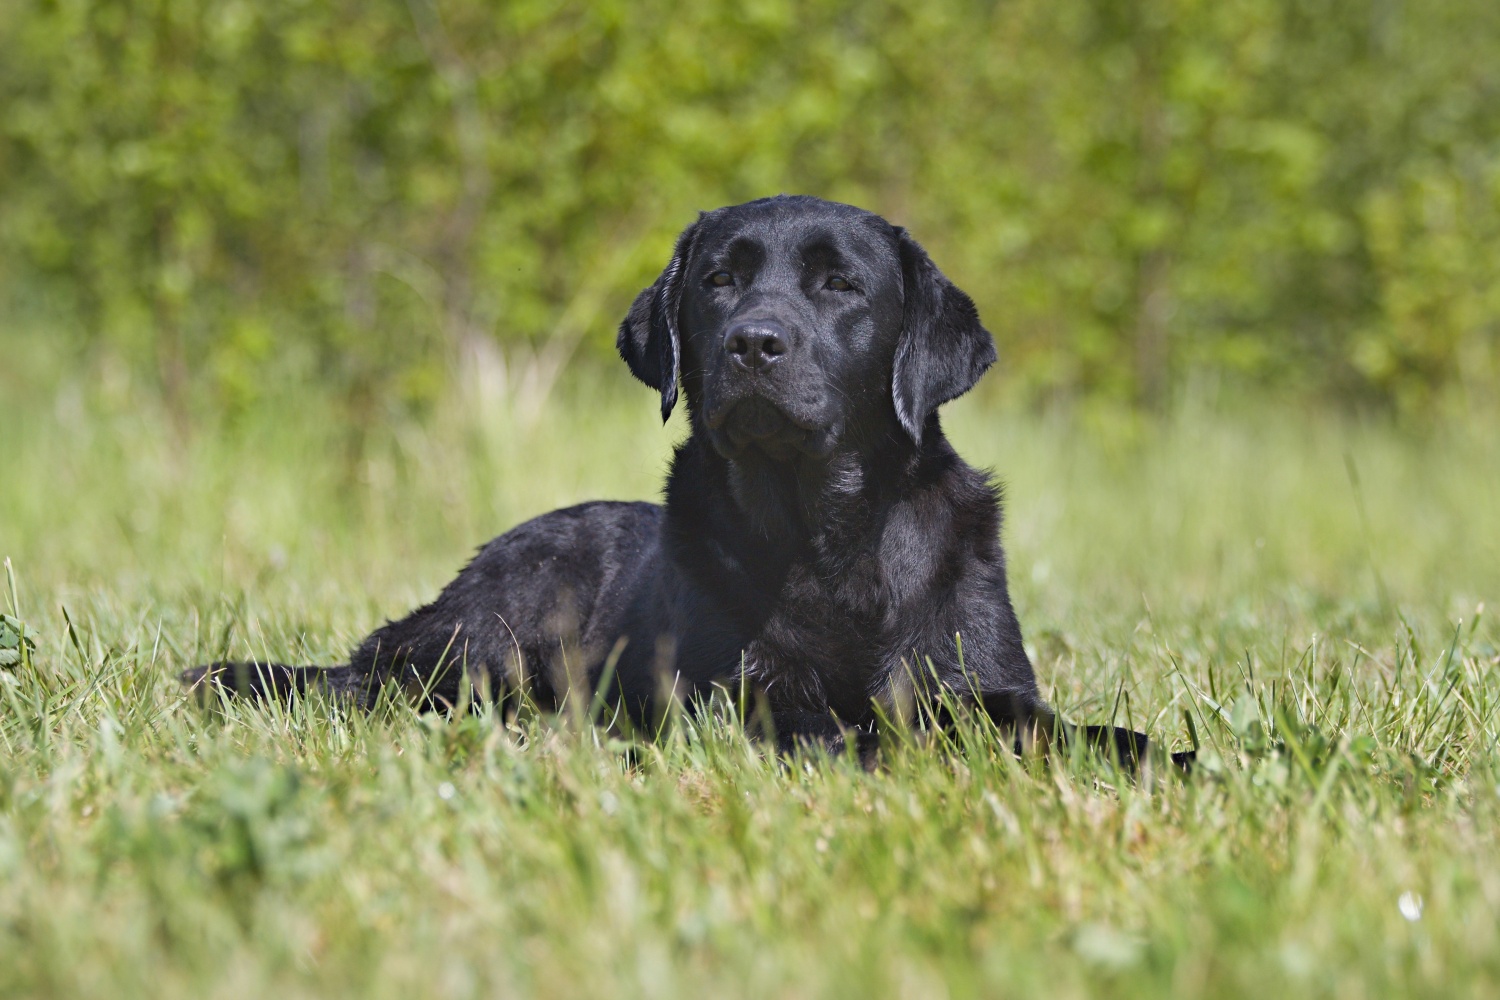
[3,0,1498,423]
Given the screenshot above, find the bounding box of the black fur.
[186,196,1190,771]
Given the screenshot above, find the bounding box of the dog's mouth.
[705,397,841,460]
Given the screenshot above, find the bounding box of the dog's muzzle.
[706,396,841,460]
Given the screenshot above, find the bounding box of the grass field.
[3,364,1499,999]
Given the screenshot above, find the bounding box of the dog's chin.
[706,397,841,462]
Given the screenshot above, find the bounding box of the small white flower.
[437,781,456,801]
[1398,891,1423,922]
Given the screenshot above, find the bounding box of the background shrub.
[2,0,1497,414]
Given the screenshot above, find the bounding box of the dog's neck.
[665,419,949,574]
[723,447,873,544]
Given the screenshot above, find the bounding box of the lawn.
[2,368,1498,999]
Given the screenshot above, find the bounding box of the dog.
[187,195,1189,769]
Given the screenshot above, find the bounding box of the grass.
[2,360,1499,999]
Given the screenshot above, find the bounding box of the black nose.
[723,321,788,371]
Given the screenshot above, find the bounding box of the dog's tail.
[181,661,361,703]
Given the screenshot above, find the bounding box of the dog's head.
[618,195,995,458]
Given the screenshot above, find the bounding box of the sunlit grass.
[2,368,1498,998]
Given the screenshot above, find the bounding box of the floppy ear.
[617,221,700,422]
[892,229,997,444]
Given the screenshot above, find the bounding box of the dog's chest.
[736,559,893,719]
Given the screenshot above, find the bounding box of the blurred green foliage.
[2,0,1497,413]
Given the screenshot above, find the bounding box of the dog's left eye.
[708,271,735,287]
[825,276,853,292]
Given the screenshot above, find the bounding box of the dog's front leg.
[974,692,1193,772]
[764,710,880,767]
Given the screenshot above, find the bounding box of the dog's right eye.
[708,271,734,287]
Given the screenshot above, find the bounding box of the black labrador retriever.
[188,195,1188,769]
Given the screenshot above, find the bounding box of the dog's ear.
[892,229,997,444]
[618,220,700,422]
